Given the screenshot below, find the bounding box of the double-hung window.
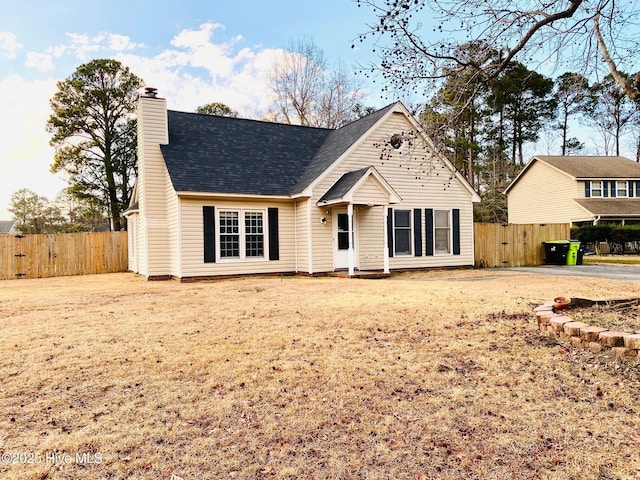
[393,210,412,255]
[434,210,451,254]
[616,180,628,198]
[244,211,264,257]
[590,181,603,198]
[219,209,265,260]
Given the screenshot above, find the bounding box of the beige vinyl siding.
[294,199,310,273]
[358,206,385,270]
[178,198,296,278]
[508,161,588,224]
[137,97,171,278]
[310,111,476,270]
[166,186,180,277]
[126,212,139,272]
[309,203,334,273]
[352,176,390,204]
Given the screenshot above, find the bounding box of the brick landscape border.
[535,301,640,359]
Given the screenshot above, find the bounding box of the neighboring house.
[125,89,480,281]
[0,220,17,235]
[506,155,640,226]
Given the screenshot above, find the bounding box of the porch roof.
[574,198,640,217]
[316,166,402,206]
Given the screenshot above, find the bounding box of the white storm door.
[333,209,356,270]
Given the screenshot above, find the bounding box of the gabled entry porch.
[317,166,401,277]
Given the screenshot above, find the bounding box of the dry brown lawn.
[1,269,639,480]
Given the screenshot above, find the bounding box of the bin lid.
[543,240,570,244]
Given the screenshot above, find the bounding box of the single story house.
[506,155,640,226]
[0,220,17,235]
[125,88,480,280]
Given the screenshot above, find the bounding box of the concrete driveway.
[507,264,640,283]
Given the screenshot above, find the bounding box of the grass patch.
[1,271,640,479]
[583,256,640,265]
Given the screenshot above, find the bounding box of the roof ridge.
[167,109,334,132]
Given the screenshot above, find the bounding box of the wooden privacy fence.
[474,223,571,268]
[0,231,128,280]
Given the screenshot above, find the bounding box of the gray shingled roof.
[574,198,640,216]
[160,104,396,196]
[291,104,396,194]
[0,220,15,234]
[536,156,640,178]
[317,167,372,203]
[161,113,331,195]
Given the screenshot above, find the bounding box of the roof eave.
[176,191,292,201]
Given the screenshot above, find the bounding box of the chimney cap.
[144,87,158,98]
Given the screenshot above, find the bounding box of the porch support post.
[348,203,355,276]
[383,206,390,274]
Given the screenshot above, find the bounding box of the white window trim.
[393,209,413,256]
[616,180,628,198]
[434,209,453,256]
[217,208,269,262]
[590,180,603,198]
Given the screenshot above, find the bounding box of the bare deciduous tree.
[356,0,640,102]
[268,37,364,128]
[588,74,639,156]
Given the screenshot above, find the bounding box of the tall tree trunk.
[561,110,568,155]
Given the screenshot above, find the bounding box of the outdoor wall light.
[321,217,327,224]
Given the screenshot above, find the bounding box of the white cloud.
[0,22,286,219]
[170,22,225,49]
[0,32,22,59]
[117,24,283,117]
[25,52,54,72]
[107,33,144,52]
[57,32,144,61]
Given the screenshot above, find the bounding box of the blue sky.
[0,0,389,220]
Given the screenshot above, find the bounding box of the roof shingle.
[536,155,640,178]
[574,198,640,216]
[159,104,397,196]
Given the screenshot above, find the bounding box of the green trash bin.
[542,240,570,265]
[567,240,581,265]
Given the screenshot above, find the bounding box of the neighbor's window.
[616,180,628,197]
[394,210,412,255]
[434,210,451,254]
[219,210,265,260]
[590,181,603,197]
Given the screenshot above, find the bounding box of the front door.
[333,209,356,270]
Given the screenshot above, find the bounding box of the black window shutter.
[387,208,394,257]
[203,206,216,263]
[610,181,617,197]
[629,181,634,197]
[603,181,609,197]
[413,208,422,256]
[268,208,279,261]
[637,181,640,197]
[452,209,461,255]
[425,209,434,256]
[584,182,590,197]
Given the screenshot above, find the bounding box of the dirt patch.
[1,271,639,479]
